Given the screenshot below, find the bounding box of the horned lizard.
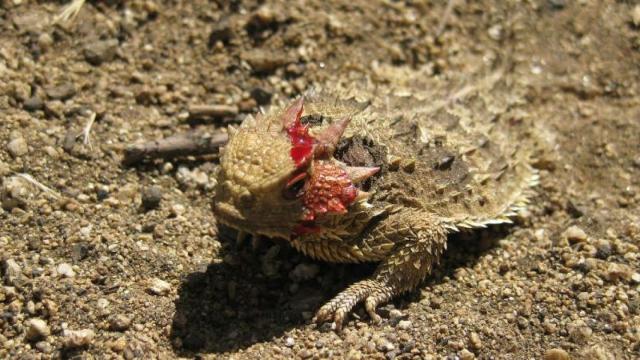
[213,66,540,329]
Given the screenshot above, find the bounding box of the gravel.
[6,137,28,157]
[63,329,96,348]
[45,83,76,101]
[1,1,638,359]
[109,315,132,332]
[148,278,171,296]
[83,39,119,65]
[563,225,588,244]
[141,185,163,210]
[25,318,50,341]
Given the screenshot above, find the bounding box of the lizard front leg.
[313,212,448,329]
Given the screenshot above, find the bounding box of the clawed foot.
[312,279,392,330]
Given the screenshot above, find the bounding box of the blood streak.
[284,99,315,168]
[286,123,315,168]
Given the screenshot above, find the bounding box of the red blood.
[284,100,316,168]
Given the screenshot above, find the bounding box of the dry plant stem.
[435,0,458,37]
[53,0,86,24]
[13,173,60,199]
[82,112,96,149]
[123,131,229,165]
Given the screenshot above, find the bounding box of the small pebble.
[23,97,44,111]
[141,186,163,210]
[389,309,405,321]
[284,336,295,347]
[37,33,53,51]
[459,349,475,360]
[544,348,570,360]
[84,39,119,65]
[176,166,209,188]
[35,341,52,353]
[10,82,30,101]
[25,318,50,341]
[56,263,75,278]
[568,319,592,344]
[171,204,186,217]
[606,263,633,282]
[64,329,95,348]
[108,337,127,352]
[3,259,22,283]
[46,83,76,101]
[397,320,412,330]
[469,332,482,350]
[488,24,503,41]
[109,314,132,331]
[7,137,28,157]
[148,278,171,296]
[564,225,588,243]
[242,49,289,72]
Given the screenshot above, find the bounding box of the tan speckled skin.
[213,66,540,329]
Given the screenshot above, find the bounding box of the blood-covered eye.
[283,172,307,200]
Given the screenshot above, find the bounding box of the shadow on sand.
[170,225,511,356]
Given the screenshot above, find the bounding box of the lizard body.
[213,65,539,329]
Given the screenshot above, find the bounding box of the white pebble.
[56,263,75,278]
[64,329,95,348]
[25,318,50,340]
[284,336,295,347]
[148,278,171,296]
[397,320,412,330]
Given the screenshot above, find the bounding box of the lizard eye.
[238,190,255,209]
[283,172,307,200]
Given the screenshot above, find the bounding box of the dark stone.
[141,186,163,210]
[83,39,119,65]
[23,97,44,111]
[46,83,76,101]
[250,87,273,105]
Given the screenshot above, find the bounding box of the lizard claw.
[313,279,392,331]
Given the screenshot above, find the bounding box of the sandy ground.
[1,0,640,359]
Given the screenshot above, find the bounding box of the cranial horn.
[345,166,380,183]
[314,116,351,155]
[283,97,304,129]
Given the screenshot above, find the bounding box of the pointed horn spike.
[315,116,351,145]
[283,97,304,129]
[346,166,380,183]
[313,117,351,156]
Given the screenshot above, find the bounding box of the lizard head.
[213,97,379,239]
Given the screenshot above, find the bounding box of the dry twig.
[435,0,459,38]
[123,131,229,165]
[13,173,60,199]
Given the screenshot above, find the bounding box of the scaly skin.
[213,66,540,329]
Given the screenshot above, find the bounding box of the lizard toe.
[365,294,386,324]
